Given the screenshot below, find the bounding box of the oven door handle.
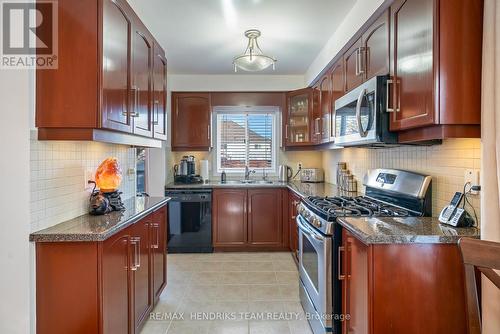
[355,88,368,138]
[296,216,325,243]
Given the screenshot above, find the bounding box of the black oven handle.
[296,216,325,243]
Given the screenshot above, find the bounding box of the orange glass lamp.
[95,157,123,192]
[89,157,125,215]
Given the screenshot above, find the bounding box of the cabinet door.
[342,230,369,334]
[130,218,152,332]
[131,28,153,137]
[362,11,389,80]
[248,189,282,247]
[311,83,321,144]
[102,231,131,334]
[319,74,331,143]
[171,93,211,150]
[152,46,167,140]
[151,207,167,301]
[389,0,435,130]
[213,189,247,247]
[330,59,344,140]
[289,192,300,258]
[285,88,313,146]
[344,38,363,92]
[102,0,132,133]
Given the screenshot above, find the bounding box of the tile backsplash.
[322,139,481,220]
[30,132,136,232]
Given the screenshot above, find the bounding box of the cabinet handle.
[355,50,359,76]
[207,124,211,140]
[130,237,141,270]
[338,246,345,280]
[315,118,321,135]
[285,124,289,139]
[153,100,159,125]
[386,79,394,112]
[151,223,160,249]
[396,79,401,112]
[357,47,366,75]
[129,86,139,118]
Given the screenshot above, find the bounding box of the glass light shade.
[233,29,276,72]
[95,157,122,193]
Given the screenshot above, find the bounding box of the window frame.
[213,106,279,175]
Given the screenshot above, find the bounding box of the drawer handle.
[130,237,141,271]
[338,246,345,280]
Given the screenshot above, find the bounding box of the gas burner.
[304,195,412,220]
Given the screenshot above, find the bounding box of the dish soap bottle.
[221,170,227,184]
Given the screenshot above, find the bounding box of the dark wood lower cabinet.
[341,228,468,334]
[213,188,288,251]
[35,205,168,334]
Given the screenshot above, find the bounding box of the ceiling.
[128,0,356,75]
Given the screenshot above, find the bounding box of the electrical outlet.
[84,169,95,191]
[297,162,303,171]
[464,169,480,195]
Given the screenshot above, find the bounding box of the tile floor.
[140,252,313,334]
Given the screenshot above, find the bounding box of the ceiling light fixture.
[233,29,276,72]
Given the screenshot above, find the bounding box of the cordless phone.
[438,192,469,227]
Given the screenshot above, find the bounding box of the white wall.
[305,0,387,84]
[170,74,305,91]
[0,70,32,332]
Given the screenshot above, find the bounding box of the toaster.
[300,168,324,183]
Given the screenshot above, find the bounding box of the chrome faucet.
[244,166,255,181]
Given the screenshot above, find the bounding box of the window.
[136,148,146,194]
[215,108,278,173]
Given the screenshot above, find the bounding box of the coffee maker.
[174,155,203,184]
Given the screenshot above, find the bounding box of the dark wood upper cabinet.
[389,0,435,131]
[390,0,482,141]
[36,0,166,148]
[285,88,313,147]
[248,189,283,247]
[312,83,321,144]
[330,59,345,140]
[362,10,390,80]
[131,28,153,138]
[319,74,331,143]
[171,92,211,151]
[344,38,364,92]
[152,45,168,140]
[213,189,247,247]
[101,0,132,133]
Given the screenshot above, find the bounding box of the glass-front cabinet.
[285,88,313,146]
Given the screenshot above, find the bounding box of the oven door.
[334,76,379,147]
[297,215,332,332]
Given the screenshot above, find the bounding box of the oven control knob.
[312,217,322,228]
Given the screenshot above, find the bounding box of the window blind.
[217,112,275,171]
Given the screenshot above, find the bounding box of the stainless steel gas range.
[297,169,432,334]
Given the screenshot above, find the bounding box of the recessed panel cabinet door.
[102,231,131,334]
[330,59,344,140]
[363,10,389,80]
[344,38,363,92]
[172,93,211,150]
[342,230,369,334]
[152,207,167,301]
[153,49,167,140]
[132,29,153,137]
[248,189,282,247]
[390,0,435,130]
[319,74,331,143]
[130,218,152,332]
[213,189,247,246]
[102,0,132,133]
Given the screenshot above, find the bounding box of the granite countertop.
[30,197,170,242]
[165,180,357,198]
[337,216,480,244]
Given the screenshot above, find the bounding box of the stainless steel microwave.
[334,75,397,147]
